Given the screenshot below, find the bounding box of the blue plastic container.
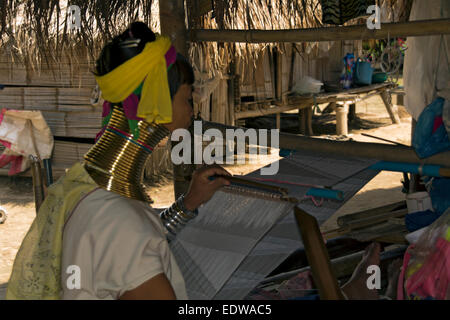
[354,59,374,86]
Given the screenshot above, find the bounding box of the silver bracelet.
[160,194,198,236]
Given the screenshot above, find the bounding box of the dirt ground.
[0,95,412,299]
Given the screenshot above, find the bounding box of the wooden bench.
[234,82,400,136]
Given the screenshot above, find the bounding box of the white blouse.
[61,188,187,300]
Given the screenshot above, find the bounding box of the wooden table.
[234,82,400,135]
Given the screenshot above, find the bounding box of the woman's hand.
[183,165,231,211]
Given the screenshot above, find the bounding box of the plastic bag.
[398,208,450,300]
[412,97,450,158]
[293,76,323,95]
[429,178,450,215]
[0,109,53,175]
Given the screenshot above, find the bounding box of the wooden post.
[298,108,306,134]
[29,156,45,214]
[322,102,336,114]
[294,207,344,300]
[336,103,349,136]
[306,106,314,136]
[159,0,188,55]
[348,103,357,123]
[288,44,296,92]
[202,120,450,166]
[275,47,283,101]
[276,113,281,130]
[227,61,236,126]
[380,89,401,124]
[160,0,195,198]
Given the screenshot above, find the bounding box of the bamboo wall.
[194,40,363,126]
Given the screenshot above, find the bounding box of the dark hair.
[95,22,194,98]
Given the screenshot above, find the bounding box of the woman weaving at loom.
[6,22,230,300]
[6,22,391,301]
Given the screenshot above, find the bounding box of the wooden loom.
[219,175,345,300]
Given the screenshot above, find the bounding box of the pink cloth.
[432,116,444,133]
[122,93,143,120]
[0,108,6,124]
[102,101,111,117]
[0,139,12,149]
[398,239,450,300]
[0,154,23,175]
[0,108,22,175]
[165,46,177,67]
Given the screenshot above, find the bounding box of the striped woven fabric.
[320,0,376,25]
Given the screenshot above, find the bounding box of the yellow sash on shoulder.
[6,162,97,299]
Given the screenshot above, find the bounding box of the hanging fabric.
[320,0,376,25]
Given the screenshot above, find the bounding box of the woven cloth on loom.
[170,151,379,300]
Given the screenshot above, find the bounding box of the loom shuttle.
[306,188,344,201]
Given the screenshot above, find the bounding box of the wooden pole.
[337,201,406,226]
[261,245,406,286]
[227,60,236,126]
[276,113,281,130]
[275,48,283,101]
[30,156,45,214]
[336,104,349,136]
[294,207,344,300]
[202,120,450,167]
[236,102,312,119]
[380,89,401,124]
[305,106,313,136]
[160,0,194,198]
[298,108,306,134]
[279,131,450,167]
[191,19,450,43]
[160,0,188,55]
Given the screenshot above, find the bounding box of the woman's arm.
[183,165,232,211]
[121,165,231,300]
[119,273,177,300]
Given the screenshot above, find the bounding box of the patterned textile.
[170,150,378,300]
[320,0,375,25]
[6,163,98,299]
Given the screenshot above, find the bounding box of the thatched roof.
[186,0,412,75]
[0,0,412,73]
[0,0,159,66]
[186,0,325,75]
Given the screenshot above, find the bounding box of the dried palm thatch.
[187,0,324,75]
[186,0,412,76]
[0,0,159,70]
[0,0,411,76]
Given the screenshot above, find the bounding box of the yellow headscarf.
[95,35,173,124]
